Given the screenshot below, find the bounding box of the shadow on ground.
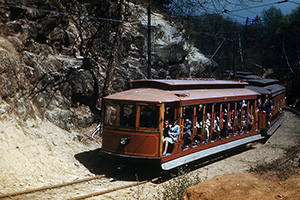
[75,143,260,182]
[74,148,161,181]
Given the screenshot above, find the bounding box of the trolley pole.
[147,3,151,79]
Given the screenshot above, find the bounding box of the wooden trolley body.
[100,79,285,170]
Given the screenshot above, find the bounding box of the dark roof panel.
[264,84,285,97]
[236,71,253,75]
[245,75,262,79]
[246,86,271,95]
[246,79,278,86]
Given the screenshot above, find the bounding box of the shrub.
[157,167,202,200]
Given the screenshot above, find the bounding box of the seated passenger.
[194,121,202,144]
[163,120,180,156]
[182,118,192,149]
[204,113,211,143]
[163,120,170,138]
[247,115,254,132]
[227,119,233,136]
[212,117,220,141]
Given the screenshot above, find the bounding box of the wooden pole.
[159,103,165,156]
[147,3,151,79]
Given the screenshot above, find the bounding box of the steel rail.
[278,144,300,166]
[278,106,300,166]
[68,177,159,200]
[285,106,300,116]
[0,175,106,198]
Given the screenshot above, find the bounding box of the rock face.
[0,0,215,130]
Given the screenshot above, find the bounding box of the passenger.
[220,110,227,139]
[265,97,274,127]
[257,98,263,112]
[242,100,247,111]
[204,113,211,143]
[163,120,170,138]
[182,118,192,149]
[194,121,202,144]
[220,118,227,139]
[163,120,180,156]
[227,119,233,136]
[241,114,246,133]
[247,115,254,132]
[212,116,220,141]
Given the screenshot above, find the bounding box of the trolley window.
[104,103,117,126]
[139,105,159,128]
[120,104,136,128]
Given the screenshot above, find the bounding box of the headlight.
[120,136,130,146]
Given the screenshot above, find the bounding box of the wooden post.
[227,102,231,132]
[202,105,206,143]
[246,100,250,131]
[219,104,223,130]
[135,105,140,130]
[234,102,238,133]
[210,104,214,142]
[178,106,183,141]
[254,99,258,130]
[193,106,197,139]
[225,103,233,136]
[116,104,120,127]
[159,103,165,157]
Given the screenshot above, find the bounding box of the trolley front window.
[140,105,159,128]
[120,104,136,128]
[104,103,117,126]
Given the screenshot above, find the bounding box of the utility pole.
[238,34,244,70]
[232,39,236,79]
[147,3,151,79]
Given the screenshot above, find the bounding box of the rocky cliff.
[0,0,214,130]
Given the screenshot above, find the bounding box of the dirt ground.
[182,171,300,200]
[0,110,299,199]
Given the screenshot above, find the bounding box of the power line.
[199,31,234,42]
[223,0,289,13]
[1,4,124,23]
[198,0,295,23]
[289,1,300,6]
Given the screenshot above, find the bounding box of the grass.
[248,157,298,180]
[156,167,202,200]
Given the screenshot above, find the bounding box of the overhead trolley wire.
[1,3,157,28]
[289,1,300,5]
[198,0,295,24]
[1,4,124,23]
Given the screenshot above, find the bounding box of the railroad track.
[278,107,300,166]
[285,106,300,116]
[0,174,158,200]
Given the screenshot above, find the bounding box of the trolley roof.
[246,78,278,86]
[246,86,271,95]
[130,79,248,90]
[104,88,259,105]
[264,84,285,97]
[245,75,262,79]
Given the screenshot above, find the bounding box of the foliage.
[165,2,300,104]
[184,13,238,70]
[156,167,202,200]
